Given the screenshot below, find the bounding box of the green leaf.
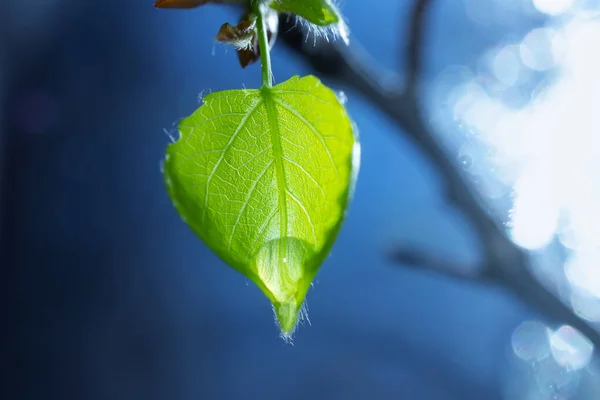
[164,75,358,335]
[269,0,340,26]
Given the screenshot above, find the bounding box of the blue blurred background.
[4,1,600,399]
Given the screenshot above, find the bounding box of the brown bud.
[215,9,279,69]
[215,18,256,50]
[237,46,260,68]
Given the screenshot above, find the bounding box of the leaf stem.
[255,2,273,88]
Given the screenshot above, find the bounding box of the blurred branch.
[279,1,600,351]
[404,0,431,90]
[388,247,484,284]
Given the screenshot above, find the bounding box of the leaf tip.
[252,237,316,338]
[274,300,302,336]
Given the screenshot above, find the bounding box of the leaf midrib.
[262,88,289,253]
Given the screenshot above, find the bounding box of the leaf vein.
[273,98,339,176]
[271,89,336,106]
[286,189,317,245]
[228,161,274,250]
[282,156,326,198]
[202,98,263,223]
[246,207,279,260]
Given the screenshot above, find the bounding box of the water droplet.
[457,154,473,169]
[336,91,347,105]
[252,237,315,335]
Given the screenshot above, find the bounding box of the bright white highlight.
[510,166,559,250]
[446,5,600,398]
[447,9,600,336]
[532,0,575,16]
[453,17,600,257]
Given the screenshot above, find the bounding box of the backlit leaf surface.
[164,75,358,335]
[269,0,340,26]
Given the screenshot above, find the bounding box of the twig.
[388,247,484,284]
[278,2,600,350]
[404,0,432,89]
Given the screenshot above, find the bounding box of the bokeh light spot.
[570,291,600,322]
[511,320,551,361]
[519,28,558,71]
[565,250,600,298]
[549,325,593,370]
[492,45,522,87]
